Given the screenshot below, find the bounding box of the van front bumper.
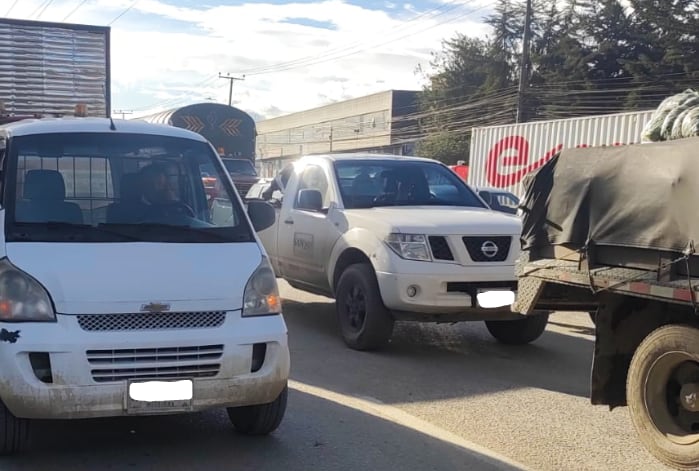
[0,312,289,419]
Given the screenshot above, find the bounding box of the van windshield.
[5,132,254,243]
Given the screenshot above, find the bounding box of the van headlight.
[0,258,55,322]
[242,257,282,317]
[385,233,431,261]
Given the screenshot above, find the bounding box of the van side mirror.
[296,189,323,212]
[247,200,277,232]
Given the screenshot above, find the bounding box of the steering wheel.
[144,201,196,219]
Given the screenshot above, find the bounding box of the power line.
[4,0,20,16]
[240,0,491,76]
[108,0,140,26]
[30,0,52,19]
[63,0,90,22]
[36,0,55,19]
[237,0,471,76]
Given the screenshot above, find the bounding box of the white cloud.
[5,0,493,119]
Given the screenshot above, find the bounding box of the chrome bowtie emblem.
[141,302,171,313]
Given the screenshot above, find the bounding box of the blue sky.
[5,0,494,120]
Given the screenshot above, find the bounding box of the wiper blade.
[14,221,142,241]
[100,223,249,242]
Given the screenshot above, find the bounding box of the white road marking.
[289,379,533,471]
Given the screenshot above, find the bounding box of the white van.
[0,118,290,454]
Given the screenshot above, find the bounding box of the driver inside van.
[139,163,178,206]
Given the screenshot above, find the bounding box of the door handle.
[284,219,294,225]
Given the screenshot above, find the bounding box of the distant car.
[475,188,520,215]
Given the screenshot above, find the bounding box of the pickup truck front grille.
[463,236,511,262]
[428,236,454,261]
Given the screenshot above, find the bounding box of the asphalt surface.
[1,281,672,470]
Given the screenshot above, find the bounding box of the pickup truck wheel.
[0,400,28,456]
[627,325,699,470]
[227,385,287,435]
[485,314,549,345]
[336,263,394,351]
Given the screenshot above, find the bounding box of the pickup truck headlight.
[0,258,55,322]
[386,233,432,261]
[242,256,282,316]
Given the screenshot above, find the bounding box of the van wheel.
[227,385,288,435]
[485,314,549,345]
[627,325,699,470]
[336,263,394,351]
[0,400,28,456]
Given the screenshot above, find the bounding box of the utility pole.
[113,109,132,119]
[516,0,533,124]
[218,73,245,106]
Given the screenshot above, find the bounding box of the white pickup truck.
[256,154,549,350]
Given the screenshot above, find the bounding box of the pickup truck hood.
[4,242,262,315]
[343,206,522,236]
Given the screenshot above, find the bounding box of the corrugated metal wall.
[468,110,655,197]
[0,19,110,118]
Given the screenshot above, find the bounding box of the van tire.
[0,400,28,456]
[485,314,549,345]
[227,385,287,435]
[336,263,394,351]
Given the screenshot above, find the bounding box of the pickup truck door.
[255,165,292,275]
[276,162,341,292]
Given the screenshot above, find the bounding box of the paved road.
[1,281,670,470]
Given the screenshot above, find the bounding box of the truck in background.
[139,103,260,198]
[468,110,654,197]
[0,18,111,123]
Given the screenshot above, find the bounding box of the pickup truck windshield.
[5,132,254,243]
[334,160,487,209]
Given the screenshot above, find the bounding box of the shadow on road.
[282,297,595,405]
[0,389,525,471]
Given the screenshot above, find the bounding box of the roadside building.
[256,90,419,177]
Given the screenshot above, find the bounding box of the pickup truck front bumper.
[375,266,524,322]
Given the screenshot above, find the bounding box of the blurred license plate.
[126,379,193,414]
[476,289,515,308]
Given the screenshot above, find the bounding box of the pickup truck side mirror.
[247,200,277,232]
[297,188,323,212]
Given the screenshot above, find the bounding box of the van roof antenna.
[109,116,116,131]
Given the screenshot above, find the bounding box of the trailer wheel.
[336,263,394,351]
[627,324,699,469]
[485,313,549,345]
[0,399,28,456]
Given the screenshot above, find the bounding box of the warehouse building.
[256,89,420,177]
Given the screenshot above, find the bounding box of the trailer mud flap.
[591,294,669,409]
